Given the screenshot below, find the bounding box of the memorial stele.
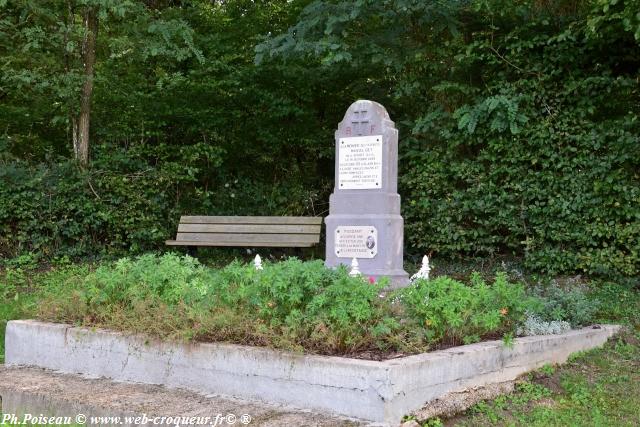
[325,100,409,287]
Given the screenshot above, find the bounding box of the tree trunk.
[76,6,98,166]
[66,1,78,156]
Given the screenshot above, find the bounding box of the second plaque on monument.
[335,226,378,258]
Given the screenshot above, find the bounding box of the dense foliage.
[3,253,638,363]
[1,0,638,277]
[402,272,536,345]
[35,253,540,355]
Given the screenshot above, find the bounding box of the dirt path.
[0,365,364,427]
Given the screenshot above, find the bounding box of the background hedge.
[1,0,638,277]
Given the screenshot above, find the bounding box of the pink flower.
[368,276,376,284]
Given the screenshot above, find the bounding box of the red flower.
[368,276,376,284]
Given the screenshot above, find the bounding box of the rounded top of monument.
[343,100,391,121]
[336,99,396,137]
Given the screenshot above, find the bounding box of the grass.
[438,331,640,426]
[0,300,15,362]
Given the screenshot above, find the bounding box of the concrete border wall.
[5,320,620,425]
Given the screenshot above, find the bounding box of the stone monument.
[325,100,409,286]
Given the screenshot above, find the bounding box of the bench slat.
[166,240,316,247]
[180,216,322,225]
[167,216,322,248]
[175,232,320,244]
[177,223,321,234]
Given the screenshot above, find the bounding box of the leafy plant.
[1,0,638,280]
[531,282,599,327]
[588,280,640,327]
[517,312,571,336]
[36,254,400,355]
[399,272,539,346]
[34,254,581,356]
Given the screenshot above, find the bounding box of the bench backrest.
[171,216,322,247]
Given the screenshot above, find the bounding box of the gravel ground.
[0,365,523,427]
[0,365,365,427]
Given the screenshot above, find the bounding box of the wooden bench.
[166,216,322,248]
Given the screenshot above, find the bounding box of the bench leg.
[186,246,198,258]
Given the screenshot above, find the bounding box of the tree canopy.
[1,0,638,277]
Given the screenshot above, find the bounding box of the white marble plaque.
[335,226,378,258]
[338,135,382,189]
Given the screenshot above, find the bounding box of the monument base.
[366,269,410,289]
[325,213,409,288]
[323,261,410,288]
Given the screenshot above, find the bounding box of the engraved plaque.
[338,135,383,190]
[335,226,378,258]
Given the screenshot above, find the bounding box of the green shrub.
[36,254,620,356]
[396,2,640,279]
[2,0,639,280]
[517,313,571,337]
[0,149,321,260]
[399,272,539,346]
[203,258,398,352]
[588,281,640,327]
[37,254,398,354]
[36,254,545,355]
[0,159,177,259]
[531,283,598,328]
